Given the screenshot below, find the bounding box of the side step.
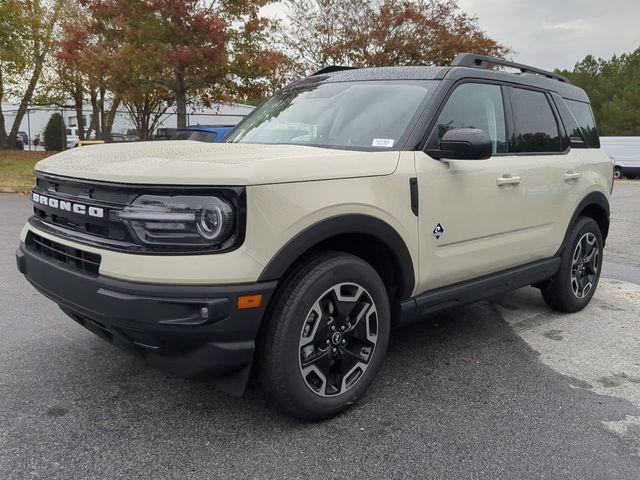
[397,257,561,327]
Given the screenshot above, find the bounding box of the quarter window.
[566,99,600,148]
[510,88,563,153]
[435,83,507,154]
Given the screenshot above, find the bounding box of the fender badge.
[433,223,444,239]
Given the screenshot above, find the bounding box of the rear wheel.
[257,252,390,420]
[541,217,603,312]
[613,166,624,179]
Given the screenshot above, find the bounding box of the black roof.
[300,54,589,103]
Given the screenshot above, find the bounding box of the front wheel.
[541,217,603,312]
[257,252,390,420]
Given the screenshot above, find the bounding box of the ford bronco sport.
[16,54,612,420]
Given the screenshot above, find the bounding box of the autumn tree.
[0,0,64,149]
[280,0,509,75]
[81,0,286,129]
[56,2,127,140]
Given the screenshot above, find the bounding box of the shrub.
[44,113,66,151]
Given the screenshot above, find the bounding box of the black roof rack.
[311,66,357,76]
[451,53,570,84]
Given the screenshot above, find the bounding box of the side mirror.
[426,128,493,160]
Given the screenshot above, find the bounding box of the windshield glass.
[226,80,434,149]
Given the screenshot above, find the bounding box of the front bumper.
[16,243,276,379]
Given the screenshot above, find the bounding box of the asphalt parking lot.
[1,182,640,479]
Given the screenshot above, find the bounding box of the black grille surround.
[31,173,246,255]
[26,231,101,275]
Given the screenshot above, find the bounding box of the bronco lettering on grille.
[32,192,104,219]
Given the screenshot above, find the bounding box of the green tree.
[43,112,66,151]
[560,48,640,136]
[0,0,65,149]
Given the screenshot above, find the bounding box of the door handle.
[563,171,582,181]
[497,175,521,186]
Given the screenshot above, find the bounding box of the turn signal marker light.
[237,294,263,309]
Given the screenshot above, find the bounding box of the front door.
[415,82,529,293]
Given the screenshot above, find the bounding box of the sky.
[262,0,640,71]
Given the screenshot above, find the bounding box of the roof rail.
[451,53,570,84]
[311,66,357,76]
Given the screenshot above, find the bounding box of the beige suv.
[16,54,612,420]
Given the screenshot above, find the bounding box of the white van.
[600,136,640,179]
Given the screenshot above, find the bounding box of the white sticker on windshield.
[372,138,394,148]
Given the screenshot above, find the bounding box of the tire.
[613,167,623,179]
[541,217,603,313]
[257,251,390,421]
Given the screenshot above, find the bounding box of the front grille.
[26,232,101,275]
[31,172,246,254]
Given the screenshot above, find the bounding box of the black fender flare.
[557,191,610,255]
[257,214,416,300]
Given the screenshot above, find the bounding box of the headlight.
[117,195,236,249]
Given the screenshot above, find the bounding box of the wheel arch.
[557,191,610,256]
[257,214,416,302]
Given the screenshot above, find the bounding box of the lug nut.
[332,348,337,354]
[331,325,336,332]
[340,325,345,332]
[326,339,330,345]
[341,339,346,345]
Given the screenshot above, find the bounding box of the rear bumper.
[16,244,276,379]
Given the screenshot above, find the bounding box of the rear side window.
[565,99,600,148]
[435,83,507,154]
[510,88,563,153]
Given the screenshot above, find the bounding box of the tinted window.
[435,83,507,154]
[511,88,562,153]
[566,99,600,148]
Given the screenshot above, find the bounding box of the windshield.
[226,80,434,150]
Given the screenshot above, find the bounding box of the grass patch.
[0,150,53,192]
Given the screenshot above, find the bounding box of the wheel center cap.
[331,331,343,346]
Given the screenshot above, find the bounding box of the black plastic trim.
[257,214,416,300]
[397,257,561,327]
[451,53,570,83]
[16,243,276,379]
[556,191,610,255]
[409,177,419,216]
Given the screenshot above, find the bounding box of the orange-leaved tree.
[280,0,509,75]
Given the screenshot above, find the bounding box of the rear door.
[415,81,529,292]
[507,87,580,258]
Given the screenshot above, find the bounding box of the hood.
[35,141,400,185]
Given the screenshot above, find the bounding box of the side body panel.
[414,148,611,296]
[415,151,529,292]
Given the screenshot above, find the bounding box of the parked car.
[175,125,235,143]
[14,135,24,150]
[107,132,126,143]
[153,127,178,140]
[600,136,640,179]
[17,54,613,420]
[17,131,29,147]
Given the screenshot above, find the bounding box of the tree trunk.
[175,69,187,128]
[74,80,85,140]
[8,55,45,148]
[88,87,100,139]
[102,94,120,139]
[0,68,7,149]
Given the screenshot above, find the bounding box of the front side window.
[434,83,507,154]
[510,88,563,153]
[226,80,434,150]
